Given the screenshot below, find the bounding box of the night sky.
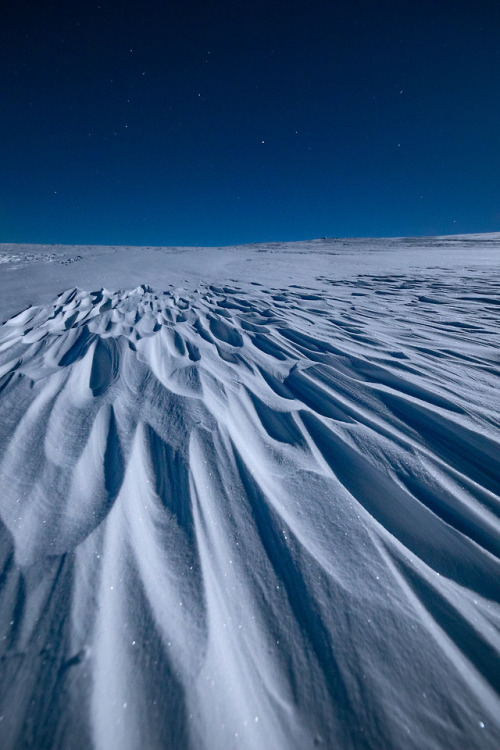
[1,0,499,246]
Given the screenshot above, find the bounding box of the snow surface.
[0,235,499,749]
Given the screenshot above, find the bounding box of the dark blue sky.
[1,0,499,246]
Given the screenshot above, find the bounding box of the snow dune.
[0,236,499,749]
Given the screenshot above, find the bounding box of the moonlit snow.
[0,236,499,749]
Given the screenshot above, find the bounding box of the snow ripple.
[0,276,499,749]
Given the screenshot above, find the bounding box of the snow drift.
[0,236,499,749]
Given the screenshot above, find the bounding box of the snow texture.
[0,235,499,749]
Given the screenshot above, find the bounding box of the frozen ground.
[0,235,499,749]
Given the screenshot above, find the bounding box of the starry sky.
[0,0,499,246]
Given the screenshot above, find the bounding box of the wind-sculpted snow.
[0,267,500,749]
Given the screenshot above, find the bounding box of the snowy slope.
[0,235,499,749]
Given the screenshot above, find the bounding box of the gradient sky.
[1,0,499,246]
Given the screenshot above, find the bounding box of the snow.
[0,234,499,749]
